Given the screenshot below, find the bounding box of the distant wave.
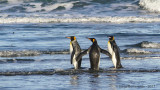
[122,56,160,60]
[0,50,41,57]
[0,50,69,57]
[25,1,77,12]
[0,1,80,12]
[93,33,160,37]
[0,42,160,57]
[139,0,160,13]
[1,16,160,24]
[0,0,136,13]
[0,59,35,63]
[0,43,160,57]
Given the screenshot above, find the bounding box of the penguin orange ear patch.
[112,36,114,40]
[93,39,95,42]
[74,36,76,40]
[108,36,114,41]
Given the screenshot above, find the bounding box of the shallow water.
[1,0,160,89]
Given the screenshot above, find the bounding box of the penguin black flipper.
[71,43,75,64]
[113,41,120,51]
[111,40,121,51]
[100,48,112,58]
[76,47,91,62]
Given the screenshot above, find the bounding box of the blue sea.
[0,0,160,89]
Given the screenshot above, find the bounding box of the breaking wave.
[137,41,160,48]
[1,16,160,24]
[139,0,160,13]
[140,41,160,48]
[125,48,151,54]
[127,41,160,48]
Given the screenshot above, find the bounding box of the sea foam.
[0,50,69,57]
[7,0,24,4]
[139,0,160,13]
[125,48,151,54]
[25,1,76,12]
[0,50,42,57]
[1,16,160,24]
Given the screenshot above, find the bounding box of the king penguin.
[66,36,82,69]
[108,36,122,69]
[76,38,111,70]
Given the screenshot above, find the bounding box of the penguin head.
[108,36,114,41]
[88,38,96,43]
[66,36,76,41]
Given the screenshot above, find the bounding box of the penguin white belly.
[70,42,73,54]
[112,52,117,68]
[73,55,78,69]
[108,42,113,55]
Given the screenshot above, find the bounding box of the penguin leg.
[78,58,82,69]
[117,63,123,68]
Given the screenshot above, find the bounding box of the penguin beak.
[87,38,95,42]
[85,37,90,40]
[88,38,91,40]
[66,37,71,39]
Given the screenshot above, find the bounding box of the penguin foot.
[79,67,87,69]
[89,68,99,71]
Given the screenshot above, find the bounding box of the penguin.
[108,36,122,69]
[66,36,82,69]
[76,38,111,70]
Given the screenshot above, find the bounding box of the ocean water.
[0,0,160,89]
